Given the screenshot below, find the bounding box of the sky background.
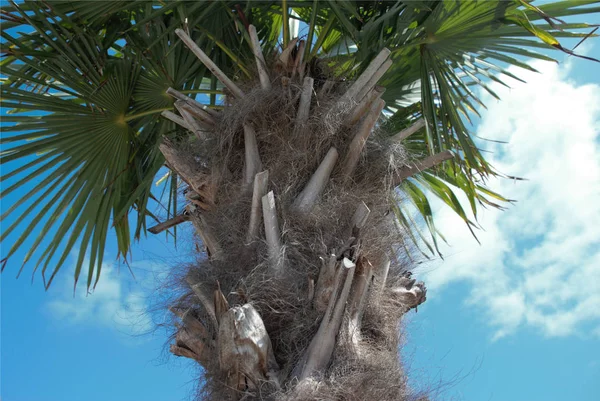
[2,15,600,401]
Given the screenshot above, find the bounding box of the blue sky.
[403,43,600,400]
[2,16,600,401]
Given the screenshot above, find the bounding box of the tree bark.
[165,36,429,401]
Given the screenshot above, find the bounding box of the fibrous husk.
[159,34,430,401]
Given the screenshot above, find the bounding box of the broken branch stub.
[389,118,426,142]
[393,150,454,186]
[158,140,206,194]
[166,87,219,118]
[340,99,385,182]
[190,214,223,260]
[214,284,230,326]
[171,324,210,362]
[278,37,299,69]
[296,258,356,381]
[315,201,370,312]
[148,214,189,234]
[342,48,391,103]
[174,101,208,139]
[292,147,338,214]
[329,258,358,337]
[175,99,215,127]
[218,304,280,391]
[374,255,391,294]
[246,170,270,243]
[354,59,393,104]
[318,80,335,98]
[161,110,191,131]
[307,278,315,301]
[186,277,218,330]
[292,40,306,79]
[171,343,201,361]
[349,201,371,238]
[295,76,314,133]
[346,258,373,345]
[175,28,245,99]
[344,86,385,127]
[248,25,271,90]
[243,123,263,187]
[262,191,283,272]
[391,279,427,312]
[314,254,337,312]
[170,307,209,339]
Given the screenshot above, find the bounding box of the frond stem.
[123,107,172,122]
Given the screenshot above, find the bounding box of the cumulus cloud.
[46,259,162,337]
[420,57,600,340]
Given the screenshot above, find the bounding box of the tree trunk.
[157,29,438,401]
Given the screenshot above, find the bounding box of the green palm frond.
[1,0,598,288]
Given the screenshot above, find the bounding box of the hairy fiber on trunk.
[160,30,434,401]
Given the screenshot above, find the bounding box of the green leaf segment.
[1,0,598,289]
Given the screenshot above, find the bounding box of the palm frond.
[1,0,598,287]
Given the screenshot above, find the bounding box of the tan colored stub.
[218,304,280,393]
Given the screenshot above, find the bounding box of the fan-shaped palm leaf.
[1,0,598,287]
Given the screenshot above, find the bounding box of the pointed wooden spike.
[292,147,338,214]
[248,25,271,90]
[247,170,270,243]
[175,29,245,99]
[343,48,390,102]
[340,99,385,182]
[393,150,454,185]
[390,118,426,142]
[243,123,263,187]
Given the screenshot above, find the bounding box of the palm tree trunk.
[159,29,442,401]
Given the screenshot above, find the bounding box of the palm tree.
[1,1,598,400]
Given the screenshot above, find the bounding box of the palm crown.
[1,0,598,290]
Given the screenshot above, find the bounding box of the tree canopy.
[1,0,598,290]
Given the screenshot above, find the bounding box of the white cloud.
[420,57,600,340]
[46,259,160,337]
